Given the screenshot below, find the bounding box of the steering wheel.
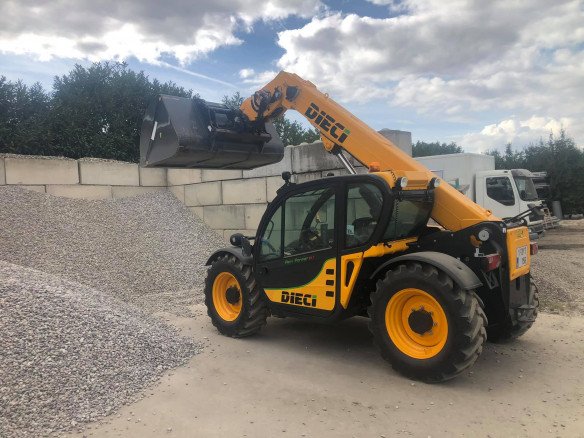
[299,228,321,251]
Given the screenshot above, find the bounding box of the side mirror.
[230,233,252,256]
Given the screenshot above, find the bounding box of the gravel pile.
[0,260,201,438]
[0,186,225,315]
[532,220,584,315]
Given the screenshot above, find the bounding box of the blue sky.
[1,0,582,151]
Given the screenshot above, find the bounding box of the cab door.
[483,175,520,218]
[254,182,340,316]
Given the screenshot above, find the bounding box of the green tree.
[272,117,320,146]
[48,62,194,161]
[486,143,526,169]
[412,141,463,157]
[222,92,320,146]
[0,77,51,155]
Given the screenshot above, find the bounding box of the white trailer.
[415,153,545,237]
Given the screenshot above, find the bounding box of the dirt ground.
[70,306,584,438]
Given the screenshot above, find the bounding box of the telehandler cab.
[140,72,540,382]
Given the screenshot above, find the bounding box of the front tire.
[368,262,487,382]
[204,254,268,337]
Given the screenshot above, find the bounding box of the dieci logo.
[281,291,317,307]
[304,103,350,143]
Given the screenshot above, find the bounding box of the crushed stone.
[532,220,584,315]
[0,261,201,438]
[0,186,225,316]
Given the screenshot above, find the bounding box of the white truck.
[414,153,545,237]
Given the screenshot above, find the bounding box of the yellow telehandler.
[140,71,540,381]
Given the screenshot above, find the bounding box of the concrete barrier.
[222,179,266,205]
[203,205,246,229]
[80,160,139,186]
[5,156,79,185]
[167,169,202,186]
[0,158,5,185]
[184,181,222,207]
[139,167,167,186]
[244,204,266,229]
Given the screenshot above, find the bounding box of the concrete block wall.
[0,155,168,200]
[0,129,411,241]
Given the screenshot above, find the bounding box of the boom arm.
[240,71,499,231]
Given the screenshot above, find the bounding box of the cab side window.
[258,205,283,261]
[486,176,515,206]
[346,183,383,248]
[283,188,336,256]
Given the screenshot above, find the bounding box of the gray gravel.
[0,260,201,438]
[0,186,225,316]
[532,220,584,315]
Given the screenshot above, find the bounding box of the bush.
[0,62,194,162]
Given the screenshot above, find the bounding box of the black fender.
[205,246,253,266]
[369,251,482,291]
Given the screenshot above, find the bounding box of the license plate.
[516,245,528,268]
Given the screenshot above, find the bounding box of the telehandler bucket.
[140,95,284,169]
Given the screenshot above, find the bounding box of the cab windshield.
[513,176,539,201]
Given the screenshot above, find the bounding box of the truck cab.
[475,169,544,237]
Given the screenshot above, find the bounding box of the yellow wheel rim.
[212,272,242,322]
[385,288,448,360]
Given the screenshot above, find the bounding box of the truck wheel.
[368,262,487,382]
[204,254,268,337]
[487,277,539,342]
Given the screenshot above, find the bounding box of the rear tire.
[487,277,539,342]
[368,262,487,382]
[204,254,268,337]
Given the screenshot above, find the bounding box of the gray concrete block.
[201,169,243,182]
[290,141,341,173]
[169,185,185,203]
[0,158,5,185]
[139,167,167,186]
[184,181,222,207]
[378,129,412,156]
[14,185,46,193]
[222,178,266,204]
[203,205,245,229]
[80,160,139,186]
[266,176,284,201]
[5,157,79,185]
[189,206,204,219]
[46,184,112,200]
[243,147,292,178]
[295,172,322,184]
[245,204,267,229]
[112,186,167,198]
[167,168,202,185]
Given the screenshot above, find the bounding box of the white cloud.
[264,0,584,146]
[0,0,322,64]
[457,116,576,152]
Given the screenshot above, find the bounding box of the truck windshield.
[513,176,539,201]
